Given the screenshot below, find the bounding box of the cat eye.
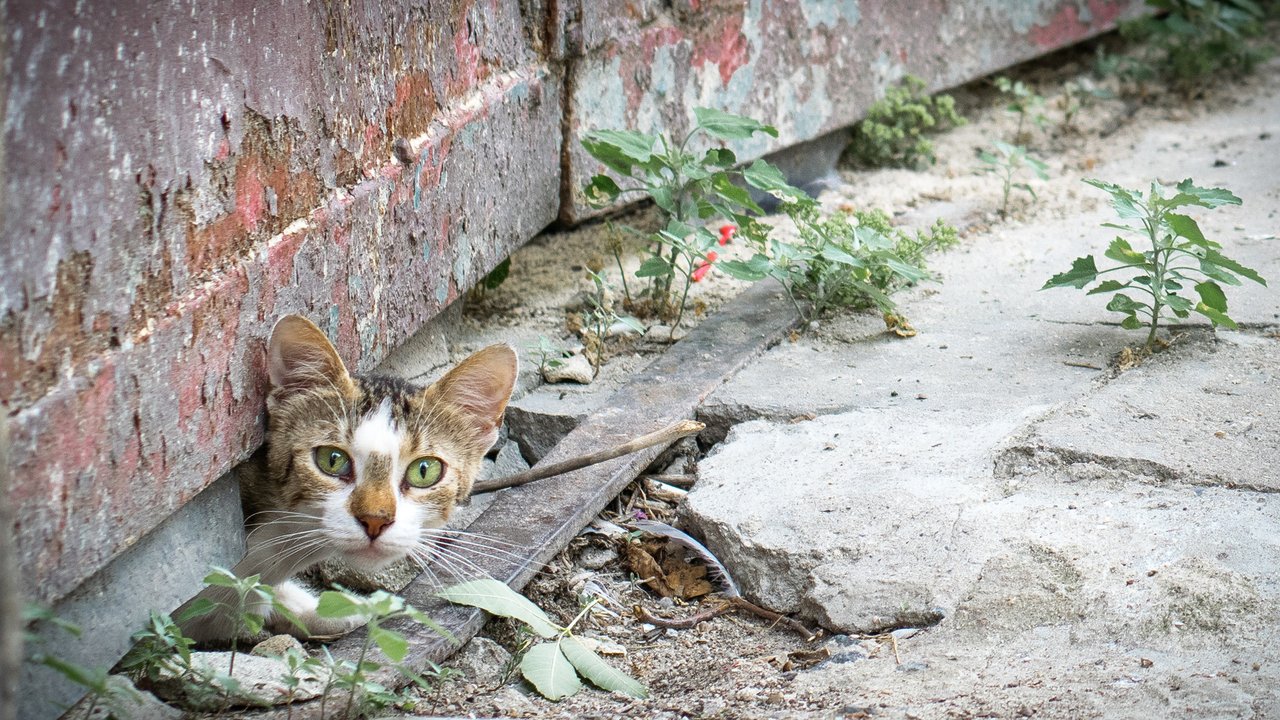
[313,446,352,478]
[405,456,444,489]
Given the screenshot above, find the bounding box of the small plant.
[526,335,570,375]
[979,140,1049,216]
[23,605,150,719]
[993,76,1047,142]
[1043,178,1265,351]
[1056,79,1113,131]
[719,179,953,325]
[439,578,647,701]
[179,567,296,678]
[848,75,966,168]
[1106,0,1271,90]
[580,270,645,362]
[313,587,450,718]
[581,107,781,329]
[470,257,512,300]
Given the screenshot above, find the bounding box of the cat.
[177,314,517,642]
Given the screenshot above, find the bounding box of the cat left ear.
[268,315,355,397]
[431,344,518,447]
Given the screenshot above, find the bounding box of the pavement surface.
[676,60,1280,718]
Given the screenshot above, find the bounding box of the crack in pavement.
[995,444,1280,495]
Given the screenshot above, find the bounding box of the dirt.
[402,37,1278,720]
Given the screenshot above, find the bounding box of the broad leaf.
[1202,250,1267,286]
[1042,255,1099,289]
[1167,180,1242,209]
[1163,293,1193,313]
[1106,293,1148,314]
[561,637,648,698]
[636,256,675,279]
[1165,213,1209,246]
[370,626,409,663]
[717,258,770,281]
[202,568,246,588]
[583,175,622,207]
[742,160,803,200]
[703,147,737,167]
[1086,279,1129,295]
[711,174,764,214]
[1120,315,1145,330]
[437,579,560,638]
[1103,237,1147,265]
[175,598,217,623]
[582,130,657,165]
[316,591,366,619]
[1195,302,1238,328]
[1195,281,1229,313]
[1084,178,1144,219]
[520,642,583,701]
[881,254,929,282]
[694,107,779,140]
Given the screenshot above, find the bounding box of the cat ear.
[430,345,518,446]
[267,315,354,396]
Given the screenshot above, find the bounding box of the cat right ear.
[268,315,354,397]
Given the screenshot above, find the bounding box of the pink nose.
[357,514,393,540]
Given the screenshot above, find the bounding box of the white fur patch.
[352,398,401,463]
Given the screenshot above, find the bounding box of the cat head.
[261,314,517,571]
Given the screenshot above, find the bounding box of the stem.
[344,623,375,719]
[472,420,705,494]
[610,229,631,305]
[671,266,694,336]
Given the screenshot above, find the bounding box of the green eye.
[313,446,352,477]
[405,456,444,488]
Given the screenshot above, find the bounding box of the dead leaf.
[787,647,832,669]
[883,313,917,338]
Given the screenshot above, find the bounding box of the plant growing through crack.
[1042,178,1265,351]
[979,140,1049,217]
[526,335,571,375]
[312,587,452,718]
[847,74,966,168]
[23,605,150,719]
[993,76,1047,142]
[581,107,781,330]
[579,270,645,369]
[1104,0,1271,91]
[439,578,647,701]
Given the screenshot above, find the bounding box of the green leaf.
[1195,302,1238,328]
[703,147,737,167]
[741,160,803,200]
[1104,236,1148,265]
[1194,281,1229,312]
[711,174,764,214]
[561,637,648,698]
[1042,256,1099,289]
[175,598,217,623]
[1120,315,1145,330]
[693,107,779,140]
[437,579,561,638]
[717,258,769,281]
[635,256,675,279]
[202,567,243,588]
[1086,279,1129,295]
[1165,213,1209,246]
[1106,293,1148,314]
[1084,178,1145,219]
[520,642,583,701]
[370,626,409,663]
[404,606,456,643]
[583,174,622,207]
[1202,250,1267,286]
[1168,179,1242,209]
[582,130,657,166]
[1163,293,1193,313]
[316,591,366,619]
[881,255,930,282]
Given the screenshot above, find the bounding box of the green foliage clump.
[848,75,966,168]
[979,140,1050,217]
[719,183,958,323]
[1043,178,1265,351]
[1103,0,1271,90]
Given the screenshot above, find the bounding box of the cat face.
[260,315,517,572]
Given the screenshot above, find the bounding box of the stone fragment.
[541,353,595,384]
[447,636,512,690]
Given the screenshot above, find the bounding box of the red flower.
[718,224,737,246]
[692,251,718,282]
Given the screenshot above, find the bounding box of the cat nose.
[357,514,393,540]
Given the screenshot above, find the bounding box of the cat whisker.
[416,534,537,566]
[422,528,529,552]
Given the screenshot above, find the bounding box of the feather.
[632,520,740,598]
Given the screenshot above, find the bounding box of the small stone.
[607,319,644,337]
[896,661,929,672]
[644,324,688,343]
[1140,657,1154,668]
[578,544,618,570]
[449,637,513,689]
[151,651,330,710]
[890,628,921,640]
[735,687,760,702]
[251,634,305,658]
[542,353,595,384]
[491,685,538,715]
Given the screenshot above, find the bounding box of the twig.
[1062,360,1102,370]
[641,473,696,488]
[635,597,818,641]
[472,419,705,494]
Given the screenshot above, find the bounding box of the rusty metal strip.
[329,279,801,680]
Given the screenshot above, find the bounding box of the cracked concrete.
[679,59,1280,717]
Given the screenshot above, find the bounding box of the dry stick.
[471,419,705,495]
[636,597,818,642]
